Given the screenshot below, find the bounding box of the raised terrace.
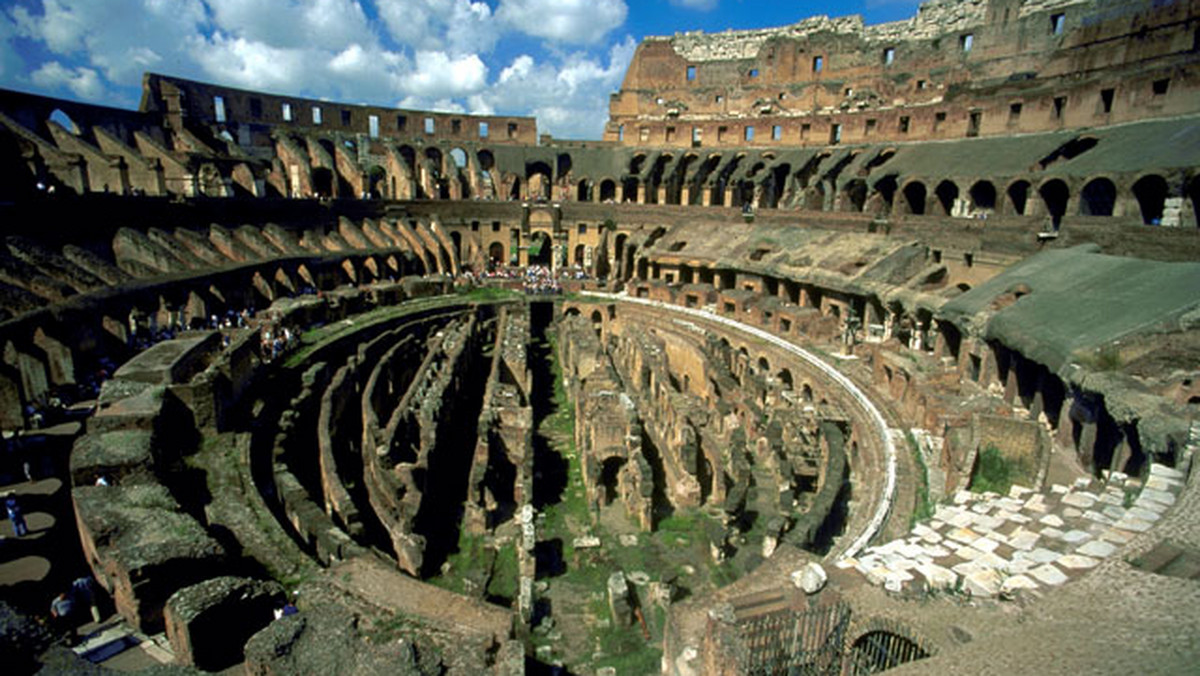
[0,1,1198,674]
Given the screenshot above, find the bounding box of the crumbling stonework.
[164,575,285,671]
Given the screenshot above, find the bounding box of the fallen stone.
[1061,492,1097,509]
[1148,463,1185,481]
[1062,507,1083,518]
[1077,540,1117,558]
[1039,514,1065,528]
[1057,554,1099,569]
[1112,516,1153,532]
[1000,575,1039,595]
[1125,506,1161,522]
[1025,548,1061,564]
[793,562,827,594]
[573,536,601,549]
[1137,488,1176,507]
[1029,564,1068,586]
[914,563,957,589]
[946,527,980,545]
[971,537,1001,554]
[1061,530,1092,544]
[1007,529,1040,551]
[963,569,1003,597]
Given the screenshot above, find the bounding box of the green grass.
[970,444,1034,496]
[906,430,934,527]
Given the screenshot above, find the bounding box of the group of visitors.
[522,265,561,295]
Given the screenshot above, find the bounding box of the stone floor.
[837,462,1187,598]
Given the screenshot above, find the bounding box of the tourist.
[5,492,27,537]
[50,591,75,640]
[72,576,102,624]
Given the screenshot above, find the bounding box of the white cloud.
[669,0,719,10]
[12,0,208,85]
[402,50,487,99]
[497,0,627,45]
[30,61,106,99]
[206,0,373,52]
[477,36,636,139]
[376,0,498,54]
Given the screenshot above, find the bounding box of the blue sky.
[0,0,922,139]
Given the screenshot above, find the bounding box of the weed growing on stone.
[906,430,935,527]
[970,445,1033,496]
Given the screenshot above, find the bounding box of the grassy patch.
[970,444,1034,496]
[906,431,934,527]
[458,285,523,303]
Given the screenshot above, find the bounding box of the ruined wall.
[608,0,1200,147]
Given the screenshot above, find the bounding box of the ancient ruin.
[0,0,1198,674]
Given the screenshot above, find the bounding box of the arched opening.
[311,167,334,198]
[757,356,770,373]
[1007,180,1030,216]
[777,369,793,391]
[1079,177,1116,216]
[449,147,467,168]
[366,165,387,198]
[509,176,522,200]
[556,153,572,180]
[599,179,616,202]
[1039,179,1069,228]
[450,231,462,260]
[48,109,80,135]
[527,161,552,200]
[622,177,639,203]
[968,180,996,211]
[847,630,930,674]
[902,181,926,215]
[873,175,898,214]
[528,231,552,267]
[488,241,505,267]
[1132,175,1168,225]
[600,457,625,504]
[576,180,590,202]
[645,154,673,205]
[574,244,585,267]
[842,179,868,212]
[934,180,959,216]
[801,383,814,402]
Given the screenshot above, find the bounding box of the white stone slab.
[1100,505,1127,520]
[1138,488,1176,507]
[973,514,1006,532]
[919,530,944,544]
[1057,554,1099,570]
[1039,514,1065,528]
[1001,575,1039,594]
[1030,564,1069,586]
[1007,529,1040,551]
[1099,528,1135,544]
[953,490,974,505]
[1061,530,1092,544]
[1097,493,1124,507]
[1126,506,1161,522]
[1004,558,1036,575]
[1077,540,1117,558]
[1145,476,1181,492]
[970,502,993,515]
[975,552,1010,571]
[1112,516,1153,533]
[964,569,1003,597]
[1149,463,1185,481]
[948,511,976,528]
[1050,484,1070,495]
[921,544,952,558]
[946,527,981,545]
[954,545,983,561]
[951,560,983,577]
[1026,547,1061,564]
[1082,510,1114,525]
[1008,484,1034,499]
[1041,527,1064,540]
[1062,507,1083,518]
[915,563,957,589]
[1061,492,1098,509]
[1073,477,1094,489]
[1023,494,1048,513]
[972,536,1001,554]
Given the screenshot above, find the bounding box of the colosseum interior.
[1,0,1199,674]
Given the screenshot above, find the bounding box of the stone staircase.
[838,463,1187,597]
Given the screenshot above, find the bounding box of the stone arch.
[934,179,959,216]
[1038,179,1070,228]
[621,177,639,203]
[528,231,552,267]
[841,178,868,212]
[366,165,387,198]
[1006,180,1031,216]
[777,368,793,391]
[1131,174,1168,225]
[488,241,505,265]
[901,181,926,215]
[49,109,80,135]
[599,178,617,202]
[1079,177,1117,216]
[968,180,996,211]
[574,244,585,267]
[872,175,898,215]
[576,179,590,202]
[757,355,770,373]
[844,620,933,674]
